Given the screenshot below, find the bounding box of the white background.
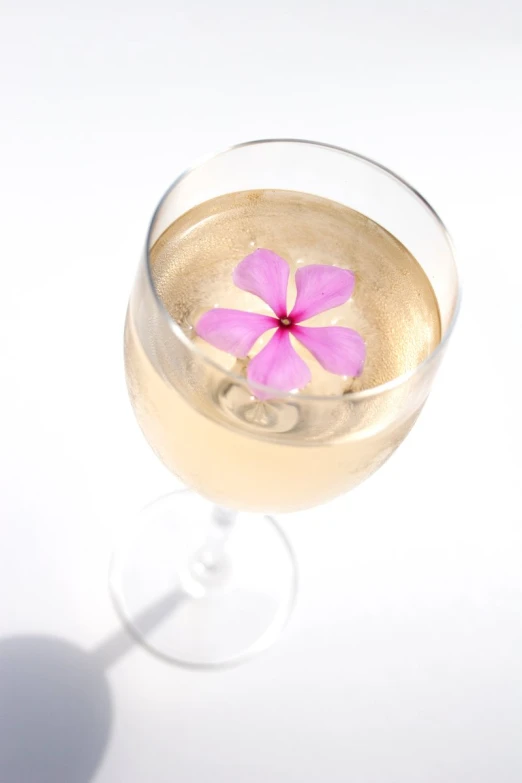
[1,0,521,781]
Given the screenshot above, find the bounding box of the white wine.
[125,190,440,511]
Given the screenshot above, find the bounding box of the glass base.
[109,491,297,668]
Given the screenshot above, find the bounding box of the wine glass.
[110,139,460,667]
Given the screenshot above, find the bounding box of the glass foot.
[109,491,297,668]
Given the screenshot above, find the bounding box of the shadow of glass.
[0,588,183,783]
[0,635,112,783]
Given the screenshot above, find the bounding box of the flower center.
[280,317,292,328]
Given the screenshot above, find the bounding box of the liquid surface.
[125,190,441,511]
[151,189,440,395]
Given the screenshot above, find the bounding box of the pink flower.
[196,248,366,396]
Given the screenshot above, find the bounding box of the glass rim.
[144,138,461,402]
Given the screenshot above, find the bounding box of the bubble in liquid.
[180,317,195,339]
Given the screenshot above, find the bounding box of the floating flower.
[196,248,366,396]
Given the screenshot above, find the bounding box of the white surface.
[1,0,521,781]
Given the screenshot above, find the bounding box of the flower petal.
[247,328,311,397]
[195,309,278,357]
[233,249,290,318]
[289,265,355,322]
[291,325,366,377]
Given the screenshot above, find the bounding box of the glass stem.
[198,506,237,569]
[187,506,237,593]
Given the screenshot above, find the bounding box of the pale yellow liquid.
[125,190,441,511]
